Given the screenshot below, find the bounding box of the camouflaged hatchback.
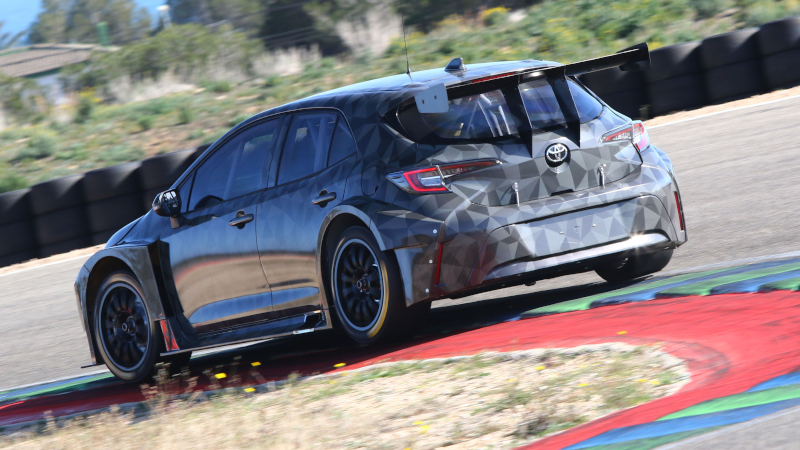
[75,43,687,382]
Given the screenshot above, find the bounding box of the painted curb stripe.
[747,372,800,392]
[709,269,800,295]
[658,383,800,421]
[576,426,724,450]
[526,269,729,314]
[655,260,800,297]
[759,275,800,292]
[564,397,800,449]
[0,374,116,405]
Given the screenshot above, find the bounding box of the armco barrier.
[2,15,800,267]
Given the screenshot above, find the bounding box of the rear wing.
[563,42,651,76]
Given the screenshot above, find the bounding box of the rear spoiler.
[564,42,651,76]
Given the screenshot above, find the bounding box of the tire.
[38,236,91,258]
[596,249,674,284]
[578,68,645,96]
[647,74,707,116]
[82,162,142,203]
[140,149,198,191]
[33,206,89,246]
[645,42,703,84]
[0,188,31,225]
[758,16,800,56]
[94,271,160,383]
[701,28,760,70]
[29,175,84,216]
[0,221,37,255]
[330,226,430,345]
[85,193,143,233]
[762,49,800,90]
[598,89,648,119]
[705,60,765,103]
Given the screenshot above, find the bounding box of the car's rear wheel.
[595,249,673,284]
[330,226,429,345]
[94,271,160,383]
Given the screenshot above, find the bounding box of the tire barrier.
[646,41,707,116]
[701,28,766,103]
[579,68,647,119]
[0,145,209,267]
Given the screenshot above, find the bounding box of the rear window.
[398,79,603,144]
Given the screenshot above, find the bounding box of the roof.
[0,44,116,78]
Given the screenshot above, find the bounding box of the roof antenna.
[401,9,412,80]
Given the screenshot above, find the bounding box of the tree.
[29,0,151,45]
[0,22,25,50]
[167,0,265,35]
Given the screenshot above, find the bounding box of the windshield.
[398,79,603,144]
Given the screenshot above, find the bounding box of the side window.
[188,119,281,210]
[568,80,603,123]
[277,113,336,185]
[327,118,357,166]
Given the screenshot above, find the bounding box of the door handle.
[229,212,254,229]
[311,190,336,207]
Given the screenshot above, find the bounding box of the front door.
[256,111,358,315]
[161,118,283,332]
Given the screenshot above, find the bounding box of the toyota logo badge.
[545,143,570,167]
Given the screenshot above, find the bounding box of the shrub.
[690,0,731,18]
[14,132,57,161]
[137,115,155,131]
[96,144,144,163]
[482,7,510,27]
[74,91,95,124]
[229,113,250,127]
[56,144,89,160]
[187,129,205,140]
[202,129,227,145]
[178,105,194,124]
[205,80,232,93]
[0,171,28,193]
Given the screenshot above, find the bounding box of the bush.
[178,105,194,124]
[229,113,250,127]
[137,115,155,131]
[96,144,144,163]
[690,0,731,18]
[56,144,89,160]
[0,171,28,193]
[205,80,232,93]
[14,132,57,161]
[482,7,510,27]
[74,92,95,124]
[187,129,205,140]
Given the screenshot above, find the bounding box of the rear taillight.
[387,160,500,194]
[601,121,650,151]
[674,191,685,232]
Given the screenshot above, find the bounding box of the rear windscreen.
[397,79,603,144]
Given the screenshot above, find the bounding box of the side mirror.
[152,189,181,217]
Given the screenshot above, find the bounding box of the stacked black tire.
[701,28,766,104]
[758,16,800,90]
[140,147,206,212]
[645,42,707,116]
[579,68,648,119]
[0,189,38,266]
[83,162,144,245]
[30,175,90,257]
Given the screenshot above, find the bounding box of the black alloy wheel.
[94,272,159,382]
[330,226,430,345]
[335,238,385,331]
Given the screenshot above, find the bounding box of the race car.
[75,43,687,382]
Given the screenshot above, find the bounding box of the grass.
[0,345,687,450]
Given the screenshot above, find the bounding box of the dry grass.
[0,343,688,450]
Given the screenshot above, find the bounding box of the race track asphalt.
[2,95,800,392]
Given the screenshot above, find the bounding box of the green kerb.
[526,268,732,315]
[759,276,800,292]
[658,384,800,421]
[656,262,800,297]
[577,425,724,450]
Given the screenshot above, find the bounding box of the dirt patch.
[0,245,102,276]
[645,85,800,127]
[1,343,688,450]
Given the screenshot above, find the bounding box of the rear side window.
[569,81,603,123]
[327,118,357,166]
[519,79,603,129]
[188,119,280,210]
[277,113,337,185]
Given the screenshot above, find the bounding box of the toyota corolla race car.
[75,43,686,382]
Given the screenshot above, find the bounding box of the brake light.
[388,160,500,194]
[470,72,517,84]
[601,121,650,151]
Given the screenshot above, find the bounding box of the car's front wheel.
[330,226,429,345]
[595,249,674,284]
[94,271,160,383]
